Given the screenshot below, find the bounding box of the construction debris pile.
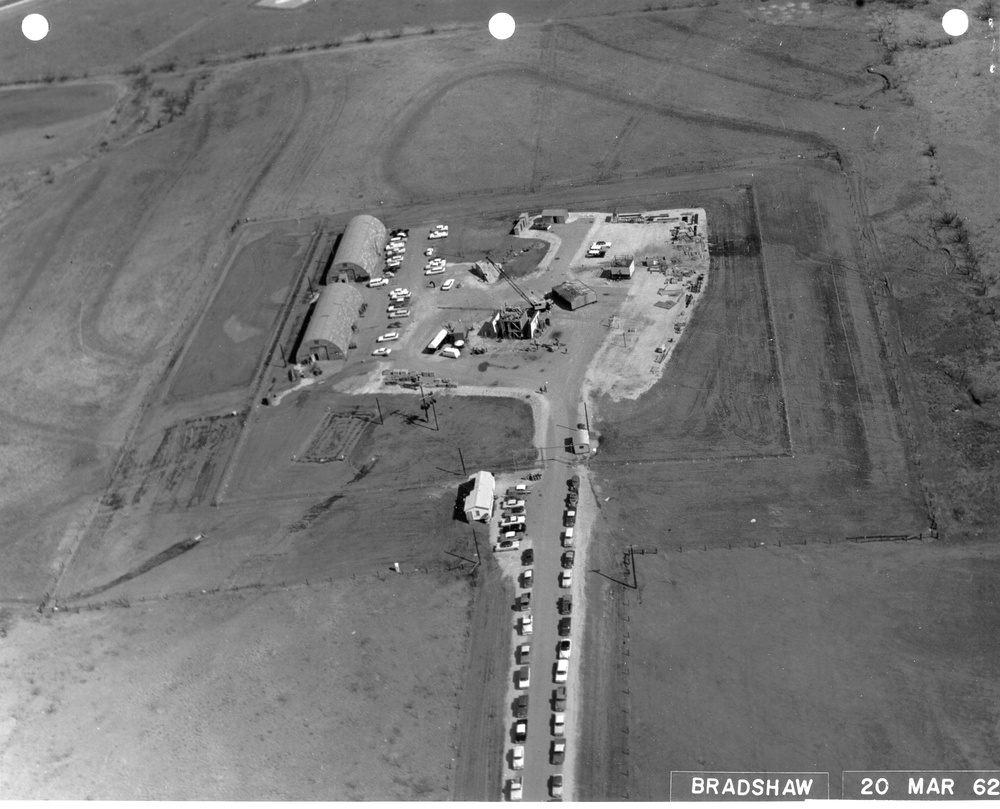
[382,369,457,389]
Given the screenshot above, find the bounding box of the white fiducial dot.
[22,13,49,41]
[489,12,515,40]
[942,8,969,36]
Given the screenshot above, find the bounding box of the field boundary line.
[747,184,795,455]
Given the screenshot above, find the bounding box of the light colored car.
[391,287,409,295]
[521,614,533,634]
[424,266,446,276]
[503,499,525,509]
[512,746,525,770]
[554,660,568,684]
[522,568,533,587]
[559,570,572,589]
[517,667,530,689]
[391,309,410,318]
[367,277,389,288]
[562,527,574,547]
[553,712,565,736]
[550,739,566,765]
[509,777,522,801]
[441,279,455,291]
[495,539,520,553]
[424,247,435,257]
[500,515,526,528]
[371,347,392,357]
[514,718,527,742]
[518,643,531,663]
[376,332,399,343]
[591,240,611,249]
[557,639,571,659]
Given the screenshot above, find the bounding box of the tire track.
[529,24,560,191]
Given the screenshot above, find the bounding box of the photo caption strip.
[843,771,1000,800]
[670,772,830,801]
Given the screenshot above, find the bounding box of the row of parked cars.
[507,476,582,800]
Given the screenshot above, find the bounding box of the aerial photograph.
[0,0,997,801]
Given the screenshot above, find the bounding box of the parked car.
[522,548,534,566]
[553,686,567,711]
[558,596,572,615]
[368,277,389,288]
[554,659,569,683]
[424,247,435,256]
[371,347,392,357]
[509,777,522,801]
[550,774,563,799]
[514,693,529,718]
[521,614,533,634]
[559,570,573,589]
[518,643,531,664]
[495,539,520,553]
[553,712,566,736]
[517,666,530,689]
[391,287,409,296]
[503,499,525,509]
[558,617,572,637]
[562,550,575,569]
[441,279,455,291]
[390,309,410,318]
[522,568,533,588]
[517,592,531,611]
[550,739,566,765]
[514,718,527,743]
[424,266,446,276]
[557,639,572,659]
[500,515,526,528]
[376,332,399,342]
[512,746,524,770]
[562,527,574,547]
[564,509,576,527]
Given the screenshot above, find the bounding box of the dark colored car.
[553,686,566,711]
[558,595,573,615]
[562,550,575,569]
[558,617,572,637]
[522,548,534,566]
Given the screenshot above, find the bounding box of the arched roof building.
[297,283,363,362]
[331,214,387,282]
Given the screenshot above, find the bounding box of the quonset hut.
[330,214,387,282]
[297,283,363,362]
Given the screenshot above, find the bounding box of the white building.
[464,470,496,522]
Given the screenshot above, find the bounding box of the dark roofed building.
[552,280,597,310]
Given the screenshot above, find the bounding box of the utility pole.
[278,344,288,367]
[458,447,467,476]
[584,402,591,433]
[375,396,384,425]
[430,397,439,431]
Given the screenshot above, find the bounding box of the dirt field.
[0,0,998,800]
[626,541,1000,798]
[0,572,470,799]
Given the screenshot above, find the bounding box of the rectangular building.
[464,470,496,522]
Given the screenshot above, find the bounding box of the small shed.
[464,470,496,523]
[611,259,635,280]
[512,212,531,235]
[573,428,591,454]
[552,280,597,310]
[540,208,568,225]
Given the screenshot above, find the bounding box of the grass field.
[0,0,998,800]
[626,542,1000,798]
[167,230,309,401]
[0,573,470,799]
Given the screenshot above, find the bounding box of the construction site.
[1,0,998,802]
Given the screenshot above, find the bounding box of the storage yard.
[0,0,998,802]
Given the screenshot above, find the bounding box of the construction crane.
[486,257,550,311]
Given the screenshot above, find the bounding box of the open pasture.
[625,542,1000,799]
[167,230,309,401]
